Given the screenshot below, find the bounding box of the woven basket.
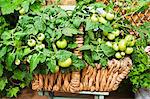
[32,0,150,93]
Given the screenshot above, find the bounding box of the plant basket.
[32,0,150,93]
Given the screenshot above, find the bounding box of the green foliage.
[129,22,150,92]
[0,0,45,15]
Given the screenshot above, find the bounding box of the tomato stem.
[52,43,57,53]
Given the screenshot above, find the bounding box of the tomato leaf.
[12,70,26,81]
[7,87,19,97]
[56,50,72,61]
[47,58,57,73]
[23,48,32,57]
[67,43,78,49]
[100,44,115,57]
[0,64,3,77]
[6,53,16,71]
[71,54,85,71]
[79,44,94,51]
[30,53,40,73]
[0,47,7,59]
[0,78,8,91]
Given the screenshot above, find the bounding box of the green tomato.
[19,8,25,15]
[113,23,119,29]
[35,43,45,50]
[103,31,108,36]
[91,14,98,22]
[56,39,67,49]
[27,39,36,47]
[106,13,115,20]
[98,16,107,24]
[58,58,72,67]
[115,52,122,59]
[15,59,20,65]
[113,43,119,51]
[118,39,127,51]
[125,47,133,54]
[27,55,32,63]
[37,33,45,41]
[101,11,107,17]
[121,52,125,56]
[97,38,102,44]
[106,41,113,47]
[107,33,115,40]
[112,29,120,37]
[54,66,59,73]
[125,35,136,46]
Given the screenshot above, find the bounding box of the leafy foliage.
[129,22,150,92]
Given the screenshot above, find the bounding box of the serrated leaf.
[23,48,32,57]
[100,44,115,57]
[47,58,57,73]
[0,78,8,91]
[62,27,79,36]
[67,43,78,49]
[0,64,3,76]
[30,54,40,73]
[0,47,7,59]
[34,16,46,32]
[12,70,26,81]
[79,45,93,51]
[7,87,19,97]
[56,50,72,61]
[6,53,16,71]
[71,54,85,70]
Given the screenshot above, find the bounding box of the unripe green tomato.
[37,33,45,41]
[113,43,119,51]
[91,14,99,22]
[58,58,72,67]
[118,39,127,51]
[113,23,119,29]
[125,35,136,46]
[19,8,25,15]
[115,52,122,59]
[56,39,67,49]
[54,66,59,73]
[98,16,107,24]
[106,13,115,20]
[103,31,108,36]
[107,33,115,40]
[112,29,120,37]
[15,59,20,65]
[27,39,36,47]
[121,52,125,56]
[97,38,102,44]
[125,47,133,54]
[106,41,113,47]
[101,11,107,17]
